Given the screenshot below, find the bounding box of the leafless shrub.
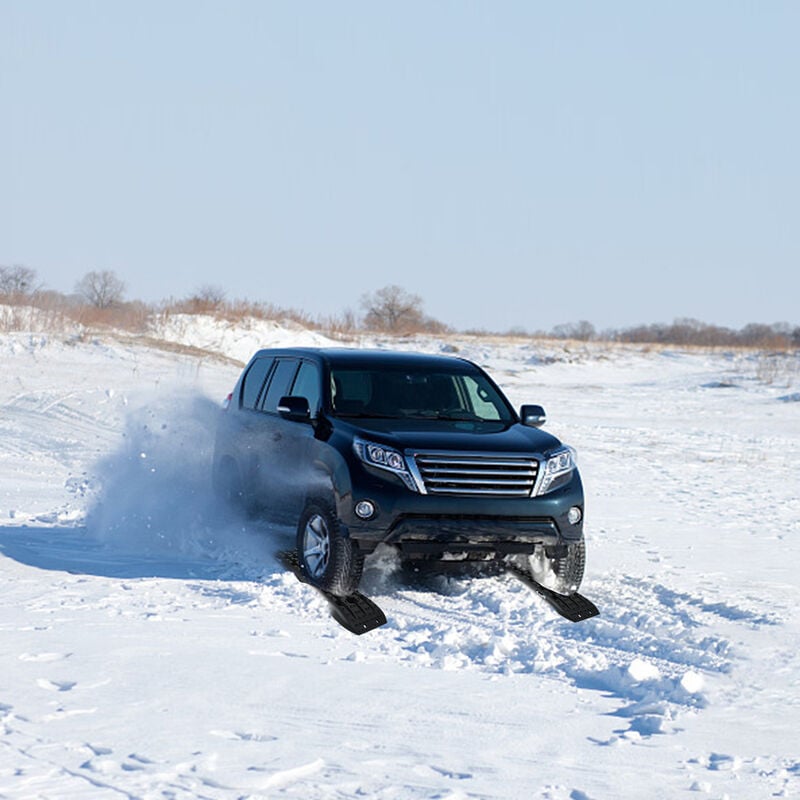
[0,302,73,334]
[1,304,30,332]
[225,300,317,329]
[71,301,149,332]
[504,325,529,337]
[158,297,318,331]
[316,309,359,339]
[755,354,781,385]
[175,284,228,314]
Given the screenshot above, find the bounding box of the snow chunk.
[627,658,661,682]
[708,752,742,772]
[680,671,705,694]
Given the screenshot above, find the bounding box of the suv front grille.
[409,452,538,497]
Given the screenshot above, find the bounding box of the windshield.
[329,366,515,423]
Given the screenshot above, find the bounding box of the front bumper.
[338,465,584,555]
[387,514,561,557]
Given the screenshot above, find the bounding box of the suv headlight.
[537,446,576,495]
[353,437,419,492]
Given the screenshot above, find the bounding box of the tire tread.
[553,539,586,594]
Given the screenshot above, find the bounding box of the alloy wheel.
[302,513,331,578]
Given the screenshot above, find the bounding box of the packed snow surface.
[2,321,799,799]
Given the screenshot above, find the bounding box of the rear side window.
[261,358,300,413]
[240,357,274,409]
[290,361,321,416]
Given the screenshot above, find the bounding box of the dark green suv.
[213,348,585,596]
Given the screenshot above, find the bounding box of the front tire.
[513,540,586,595]
[297,501,364,596]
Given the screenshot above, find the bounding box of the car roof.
[249,347,478,371]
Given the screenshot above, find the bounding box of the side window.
[261,358,300,413]
[240,357,274,410]
[290,361,321,417]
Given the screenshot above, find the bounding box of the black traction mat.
[507,564,600,622]
[279,551,387,635]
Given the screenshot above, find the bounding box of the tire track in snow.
[172,525,772,743]
[247,552,777,741]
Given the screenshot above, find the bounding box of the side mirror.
[520,404,546,428]
[278,395,311,422]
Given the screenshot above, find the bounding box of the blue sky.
[2,2,798,332]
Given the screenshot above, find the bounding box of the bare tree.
[196,284,226,306]
[75,270,126,308]
[360,285,425,332]
[185,284,226,312]
[740,323,778,347]
[551,320,596,341]
[0,264,39,296]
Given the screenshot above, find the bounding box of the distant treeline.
[1,264,798,348]
[542,319,800,349]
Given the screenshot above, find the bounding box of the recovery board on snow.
[279,551,598,633]
[279,551,387,635]
[507,563,600,622]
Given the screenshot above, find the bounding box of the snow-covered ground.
[1,320,799,799]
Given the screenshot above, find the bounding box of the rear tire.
[297,500,364,596]
[513,540,585,595]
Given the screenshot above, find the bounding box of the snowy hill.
[1,320,799,798]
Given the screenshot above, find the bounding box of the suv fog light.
[355,500,376,519]
[568,506,582,525]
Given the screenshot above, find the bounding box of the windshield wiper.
[424,412,508,423]
[403,411,481,421]
[334,412,403,419]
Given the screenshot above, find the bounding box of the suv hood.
[339,418,563,456]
